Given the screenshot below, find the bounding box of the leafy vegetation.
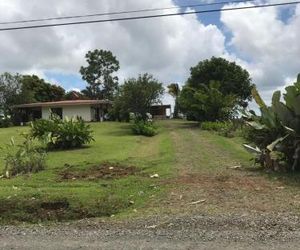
[1,134,46,177]
[80,49,120,100]
[243,74,300,171]
[0,115,12,128]
[0,73,23,119]
[21,74,65,103]
[200,121,236,137]
[113,73,164,121]
[131,119,157,137]
[0,122,174,222]
[180,81,237,121]
[167,83,181,118]
[30,115,94,150]
[186,57,254,106]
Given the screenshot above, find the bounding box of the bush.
[30,115,94,150]
[201,121,235,137]
[0,115,12,128]
[1,134,46,177]
[131,119,157,137]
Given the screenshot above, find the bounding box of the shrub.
[30,115,94,150]
[1,134,46,177]
[131,119,157,137]
[201,121,235,137]
[0,115,12,128]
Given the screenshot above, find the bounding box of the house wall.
[42,107,51,119]
[63,105,92,121]
[41,105,92,121]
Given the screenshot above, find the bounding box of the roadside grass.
[0,122,175,223]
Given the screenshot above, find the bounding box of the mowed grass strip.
[0,122,175,223]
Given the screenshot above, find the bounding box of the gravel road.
[2,213,300,249]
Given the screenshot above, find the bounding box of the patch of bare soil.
[59,162,140,181]
[156,168,300,216]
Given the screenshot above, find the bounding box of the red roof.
[13,99,112,108]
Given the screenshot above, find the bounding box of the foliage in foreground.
[131,119,157,137]
[243,74,300,171]
[30,115,94,150]
[1,134,46,177]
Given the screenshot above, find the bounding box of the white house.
[14,99,112,123]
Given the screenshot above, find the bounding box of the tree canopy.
[179,57,254,121]
[114,74,164,121]
[179,81,237,121]
[187,57,253,106]
[21,75,65,103]
[0,73,23,116]
[80,49,120,100]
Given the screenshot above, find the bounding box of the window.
[50,108,63,119]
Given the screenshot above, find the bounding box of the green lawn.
[2,120,299,223]
[0,122,175,223]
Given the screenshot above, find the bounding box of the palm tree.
[167,83,180,118]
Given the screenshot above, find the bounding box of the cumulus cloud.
[0,0,225,88]
[1,0,299,107]
[221,1,300,103]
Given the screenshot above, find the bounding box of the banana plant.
[244,74,300,171]
[271,74,300,170]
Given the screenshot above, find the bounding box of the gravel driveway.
[2,213,300,249]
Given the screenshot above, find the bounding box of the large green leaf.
[272,90,281,106]
[246,121,266,130]
[252,87,267,109]
[284,85,298,110]
[273,102,294,127]
[294,95,300,116]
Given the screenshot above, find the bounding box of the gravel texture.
[2,213,300,249]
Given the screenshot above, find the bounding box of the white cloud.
[221,1,300,104]
[0,0,225,89]
[1,0,299,109]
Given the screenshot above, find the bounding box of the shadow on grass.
[164,120,199,130]
[48,145,92,152]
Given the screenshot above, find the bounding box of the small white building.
[14,99,112,123]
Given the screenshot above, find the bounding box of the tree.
[179,81,237,121]
[80,49,120,100]
[187,57,253,106]
[114,74,164,121]
[0,73,23,116]
[21,75,65,102]
[167,83,180,118]
[64,90,86,100]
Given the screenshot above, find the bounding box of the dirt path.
[160,122,300,216]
